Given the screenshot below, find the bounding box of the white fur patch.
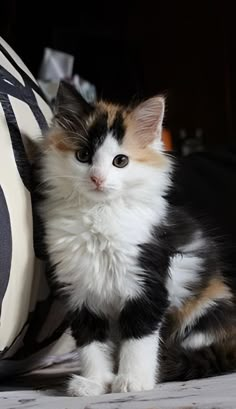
[41,134,171,316]
[44,197,161,315]
[182,332,215,350]
[79,341,114,381]
[167,254,202,307]
[112,333,158,393]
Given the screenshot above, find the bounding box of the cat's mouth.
[93,185,105,192]
[88,186,109,196]
[89,185,105,193]
[86,185,117,200]
[90,182,114,194]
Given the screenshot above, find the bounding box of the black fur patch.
[55,81,94,132]
[77,109,126,163]
[119,286,168,339]
[159,341,235,382]
[86,112,108,162]
[70,306,109,347]
[109,110,126,144]
[119,224,172,339]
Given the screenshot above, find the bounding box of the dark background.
[1,0,236,150]
[1,1,236,269]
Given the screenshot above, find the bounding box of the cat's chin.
[81,189,118,202]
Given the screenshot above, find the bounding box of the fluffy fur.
[35,81,236,396]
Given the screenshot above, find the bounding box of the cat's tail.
[159,337,236,382]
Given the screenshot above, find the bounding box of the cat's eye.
[75,149,90,163]
[113,154,129,168]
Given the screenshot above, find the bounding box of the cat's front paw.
[112,374,155,393]
[68,374,108,397]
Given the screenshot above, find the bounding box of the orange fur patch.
[97,101,121,128]
[175,278,232,328]
[93,101,127,130]
[44,130,77,152]
[123,125,168,168]
[122,110,168,168]
[165,278,233,345]
[127,144,168,168]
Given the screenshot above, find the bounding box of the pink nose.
[90,175,104,188]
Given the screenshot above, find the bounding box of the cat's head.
[41,81,171,203]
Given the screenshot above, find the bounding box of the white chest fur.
[44,196,164,316]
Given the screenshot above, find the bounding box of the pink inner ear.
[131,96,165,146]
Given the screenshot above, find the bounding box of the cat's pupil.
[113,155,129,168]
[75,149,90,163]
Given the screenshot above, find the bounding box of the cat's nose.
[90,175,104,189]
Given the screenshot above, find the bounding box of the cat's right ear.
[54,81,93,128]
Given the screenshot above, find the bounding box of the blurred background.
[1,0,236,154]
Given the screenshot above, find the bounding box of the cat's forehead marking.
[97,101,120,128]
[87,101,126,148]
[48,102,127,156]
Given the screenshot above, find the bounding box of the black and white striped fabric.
[0,37,69,378]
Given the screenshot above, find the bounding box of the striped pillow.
[0,37,68,378]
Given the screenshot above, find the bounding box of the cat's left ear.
[54,81,93,128]
[131,96,165,145]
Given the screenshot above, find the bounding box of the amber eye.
[112,154,129,168]
[75,149,90,163]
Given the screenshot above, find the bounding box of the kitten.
[36,81,236,396]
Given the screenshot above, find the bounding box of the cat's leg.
[68,341,114,396]
[112,294,167,393]
[112,331,160,393]
[68,307,114,396]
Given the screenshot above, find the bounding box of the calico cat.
[36,81,236,396]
